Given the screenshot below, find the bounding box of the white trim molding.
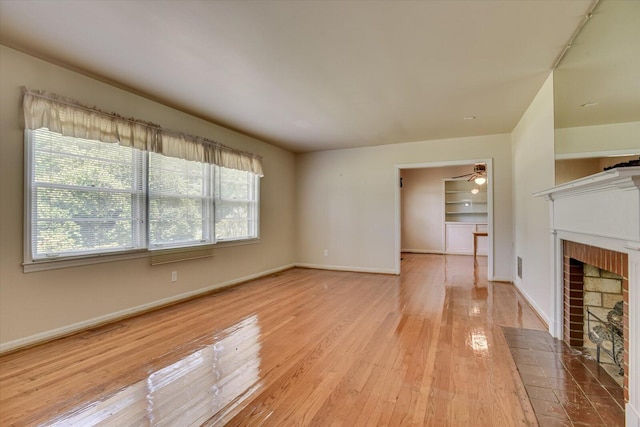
[295,263,398,275]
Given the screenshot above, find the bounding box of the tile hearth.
[503,327,624,426]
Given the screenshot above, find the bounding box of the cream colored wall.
[400,165,471,253]
[295,134,513,279]
[555,121,640,156]
[511,73,555,326]
[555,158,601,184]
[555,155,639,184]
[0,46,296,349]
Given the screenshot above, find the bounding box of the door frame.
[395,158,494,279]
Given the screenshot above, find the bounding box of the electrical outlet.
[171,271,178,282]
[323,249,329,257]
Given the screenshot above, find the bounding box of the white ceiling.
[0,0,593,153]
[554,0,640,129]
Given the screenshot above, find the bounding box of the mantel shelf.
[534,167,640,200]
[535,166,640,246]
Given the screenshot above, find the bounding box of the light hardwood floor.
[0,254,545,426]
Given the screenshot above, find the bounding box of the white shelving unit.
[444,179,487,223]
[444,179,488,255]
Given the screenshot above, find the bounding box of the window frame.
[23,129,261,272]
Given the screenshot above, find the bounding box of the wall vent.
[517,256,523,279]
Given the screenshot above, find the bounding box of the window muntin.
[26,129,259,262]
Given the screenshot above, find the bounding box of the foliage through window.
[26,128,260,261]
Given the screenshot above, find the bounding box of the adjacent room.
[1,0,638,425]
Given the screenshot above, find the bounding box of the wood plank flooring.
[0,254,546,426]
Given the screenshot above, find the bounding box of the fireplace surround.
[563,241,628,389]
[536,166,640,426]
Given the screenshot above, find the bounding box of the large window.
[26,128,260,262]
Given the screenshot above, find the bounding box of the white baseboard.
[490,276,512,283]
[444,251,489,256]
[513,279,552,328]
[0,263,295,354]
[295,263,398,275]
[401,249,444,254]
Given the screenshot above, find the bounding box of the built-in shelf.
[443,178,488,256]
[445,201,487,204]
[444,179,487,223]
[445,211,486,214]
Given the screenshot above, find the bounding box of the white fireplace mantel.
[535,166,640,426]
[535,166,640,250]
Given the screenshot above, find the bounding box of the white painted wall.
[0,46,296,350]
[511,73,555,326]
[556,155,639,184]
[400,165,472,253]
[555,121,640,156]
[296,134,513,279]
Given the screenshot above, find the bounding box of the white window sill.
[23,238,260,273]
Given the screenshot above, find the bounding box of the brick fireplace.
[536,166,640,425]
[562,240,629,398]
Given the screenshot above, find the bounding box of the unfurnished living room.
[0,1,639,426]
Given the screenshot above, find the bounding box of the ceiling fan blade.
[450,173,473,179]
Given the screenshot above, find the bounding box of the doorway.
[395,159,494,279]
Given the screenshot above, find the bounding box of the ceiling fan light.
[471,188,480,195]
[474,177,486,185]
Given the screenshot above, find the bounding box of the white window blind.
[215,167,259,241]
[28,129,145,259]
[148,153,215,248]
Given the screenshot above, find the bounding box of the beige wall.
[555,121,640,156]
[400,165,471,253]
[556,155,639,184]
[511,73,555,327]
[0,46,296,350]
[295,134,513,279]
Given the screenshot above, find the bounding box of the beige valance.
[22,88,263,176]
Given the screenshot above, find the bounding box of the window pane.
[148,153,213,247]
[215,167,258,240]
[34,190,140,255]
[30,129,145,258]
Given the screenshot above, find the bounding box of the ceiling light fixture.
[474,177,486,185]
[471,188,480,195]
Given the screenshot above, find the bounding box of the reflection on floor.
[502,327,625,427]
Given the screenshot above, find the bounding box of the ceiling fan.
[451,163,487,185]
